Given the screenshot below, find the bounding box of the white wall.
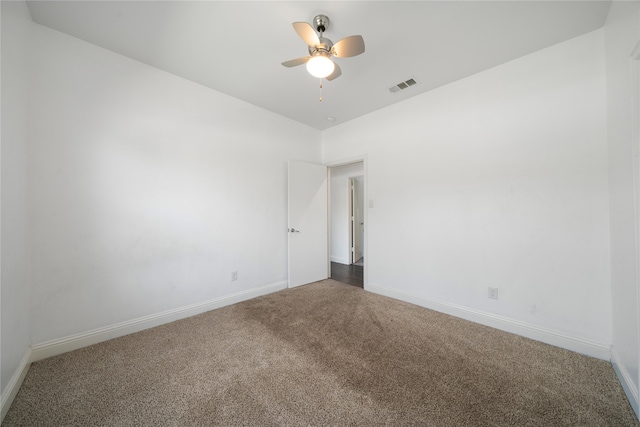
[323,29,611,358]
[605,0,640,416]
[28,23,321,345]
[1,0,32,405]
[330,162,363,264]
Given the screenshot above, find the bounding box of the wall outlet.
[231,271,238,281]
[488,287,499,299]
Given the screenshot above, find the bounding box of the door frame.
[350,177,356,265]
[632,41,640,415]
[326,155,368,288]
[349,176,364,264]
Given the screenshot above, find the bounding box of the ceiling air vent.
[389,78,418,94]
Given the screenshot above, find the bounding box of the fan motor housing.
[309,36,333,55]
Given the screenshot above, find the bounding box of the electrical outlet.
[231,271,238,281]
[488,287,498,299]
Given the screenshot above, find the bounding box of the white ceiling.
[26,1,611,130]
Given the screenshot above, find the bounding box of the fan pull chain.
[319,79,323,102]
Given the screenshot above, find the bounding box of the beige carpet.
[4,280,639,426]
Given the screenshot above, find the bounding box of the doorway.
[328,162,364,288]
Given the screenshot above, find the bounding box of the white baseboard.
[330,256,350,265]
[611,346,640,419]
[366,282,611,360]
[1,347,31,423]
[30,281,287,363]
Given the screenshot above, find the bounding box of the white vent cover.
[389,78,418,93]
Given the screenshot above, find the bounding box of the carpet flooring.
[4,280,639,426]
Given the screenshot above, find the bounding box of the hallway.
[330,262,363,288]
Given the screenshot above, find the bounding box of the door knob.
[288,228,300,233]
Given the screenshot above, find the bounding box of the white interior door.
[288,161,328,288]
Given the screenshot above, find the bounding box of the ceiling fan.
[281,15,365,81]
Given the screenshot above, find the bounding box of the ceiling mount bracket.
[313,15,329,33]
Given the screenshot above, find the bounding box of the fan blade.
[331,35,365,58]
[326,63,342,81]
[282,57,309,67]
[292,22,320,47]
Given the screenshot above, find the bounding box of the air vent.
[389,78,418,94]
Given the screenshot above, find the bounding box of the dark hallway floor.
[330,262,363,288]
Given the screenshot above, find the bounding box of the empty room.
[2,1,640,425]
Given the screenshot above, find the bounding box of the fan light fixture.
[282,14,365,100]
[306,54,335,78]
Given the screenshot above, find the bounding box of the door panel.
[288,161,328,287]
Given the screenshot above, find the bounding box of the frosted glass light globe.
[306,55,335,78]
